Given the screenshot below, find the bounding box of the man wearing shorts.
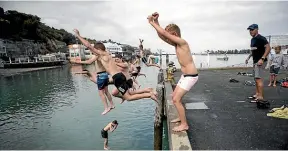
[245,24,271,102]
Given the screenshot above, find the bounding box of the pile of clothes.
[278,78,288,88]
[267,105,288,119]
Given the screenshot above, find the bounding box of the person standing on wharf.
[245,24,271,102]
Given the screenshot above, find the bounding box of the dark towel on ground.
[229,78,239,83]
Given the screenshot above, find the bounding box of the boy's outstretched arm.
[74,55,97,64]
[116,62,128,68]
[148,14,186,46]
[153,18,174,46]
[149,21,186,46]
[73,29,105,56]
[138,40,145,58]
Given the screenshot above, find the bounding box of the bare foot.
[101,108,111,115]
[268,83,272,87]
[104,146,110,150]
[256,97,264,102]
[273,84,276,87]
[170,118,181,123]
[150,92,158,104]
[172,124,189,132]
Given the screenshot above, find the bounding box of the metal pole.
[160,49,162,68]
[207,50,210,67]
[265,35,272,69]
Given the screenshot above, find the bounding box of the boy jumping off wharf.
[113,54,155,104]
[101,120,118,150]
[73,29,158,103]
[148,12,198,132]
[71,55,115,115]
[138,39,161,69]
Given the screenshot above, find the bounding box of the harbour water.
[0,54,251,149]
[0,65,165,150]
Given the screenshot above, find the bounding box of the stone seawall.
[0,38,67,58]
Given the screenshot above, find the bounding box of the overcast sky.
[1,1,288,53]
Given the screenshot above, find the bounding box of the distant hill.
[0,7,127,53]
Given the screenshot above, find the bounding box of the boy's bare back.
[103,122,112,131]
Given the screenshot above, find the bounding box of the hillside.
[0,7,113,56]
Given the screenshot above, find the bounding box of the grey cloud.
[1,1,287,53]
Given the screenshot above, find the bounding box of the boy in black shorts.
[74,29,157,103]
[101,120,118,150]
[113,55,155,104]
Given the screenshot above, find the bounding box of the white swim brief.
[177,74,198,91]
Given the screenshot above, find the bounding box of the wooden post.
[154,69,165,150]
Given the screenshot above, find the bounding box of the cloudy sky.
[1,1,288,53]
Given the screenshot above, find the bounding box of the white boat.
[217,54,229,61]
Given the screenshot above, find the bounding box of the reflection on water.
[0,66,161,150]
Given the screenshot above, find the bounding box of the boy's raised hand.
[139,39,144,44]
[147,15,154,23]
[73,29,80,36]
[152,12,159,20]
